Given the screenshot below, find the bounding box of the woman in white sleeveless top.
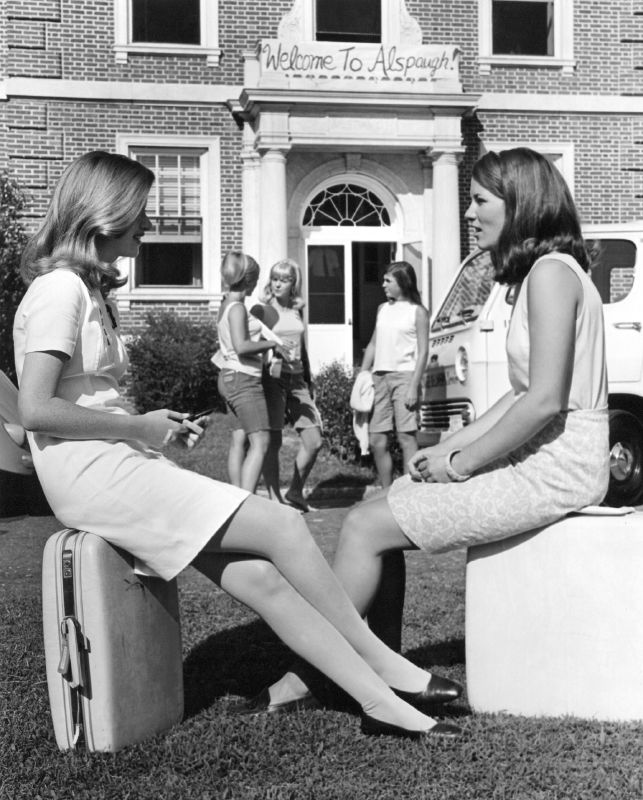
[215,252,291,493]
[358,261,430,489]
[262,148,609,707]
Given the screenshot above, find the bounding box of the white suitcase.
[42,529,184,751]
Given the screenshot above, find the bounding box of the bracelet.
[444,449,471,482]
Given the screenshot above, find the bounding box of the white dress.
[387,253,610,552]
[13,269,249,580]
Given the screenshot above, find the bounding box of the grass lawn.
[165,411,379,500]
[2,416,643,799]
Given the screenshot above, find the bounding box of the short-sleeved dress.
[387,253,610,552]
[13,269,249,580]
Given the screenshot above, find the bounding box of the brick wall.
[3,0,643,334]
[5,0,295,84]
[2,97,243,334]
[118,301,216,333]
[7,0,639,92]
[476,112,642,224]
[412,0,642,96]
[4,99,243,243]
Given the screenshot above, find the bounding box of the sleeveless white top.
[268,301,305,375]
[373,301,418,372]
[13,269,248,581]
[216,300,263,377]
[506,252,608,411]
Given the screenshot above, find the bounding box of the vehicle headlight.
[454,346,469,383]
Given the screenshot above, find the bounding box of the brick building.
[1,0,642,370]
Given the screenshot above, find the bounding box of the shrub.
[313,360,361,462]
[313,360,404,474]
[126,312,223,414]
[0,173,29,383]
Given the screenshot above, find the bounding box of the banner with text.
[259,40,461,86]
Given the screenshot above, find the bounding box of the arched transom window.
[302,183,391,227]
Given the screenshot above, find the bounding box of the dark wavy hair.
[21,151,154,295]
[385,261,422,305]
[472,148,591,284]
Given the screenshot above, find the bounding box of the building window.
[315,0,381,43]
[492,1,552,56]
[303,183,390,226]
[133,150,203,288]
[478,0,574,73]
[131,0,199,45]
[480,142,575,195]
[114,0,220,64]
[115,135,220,303]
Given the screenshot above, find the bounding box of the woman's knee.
[238,559,289,601]
[248,430,270,451]
[369,432,389,454]
[397,431,417,449]
[338,504,375,551]
[300,427,322,455]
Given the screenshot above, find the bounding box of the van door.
[588,235,643,383]
[479,281,512,409]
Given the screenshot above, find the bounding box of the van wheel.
[604,410,643,507]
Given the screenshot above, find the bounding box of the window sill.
[479,56,575,75]
[114,44,221,65]
[116,289,221,310]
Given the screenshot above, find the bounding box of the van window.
[587,239,636,304]
[431,251,495,332]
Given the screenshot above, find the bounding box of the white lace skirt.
[387,409,610,553]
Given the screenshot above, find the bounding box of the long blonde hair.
[20,151,154,294]
[261,258,305,310]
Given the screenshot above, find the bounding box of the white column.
[259,148,289,283]
[419,154,433,313]
[241,122,261,263]
[431,149,463,309]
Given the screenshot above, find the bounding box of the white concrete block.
[465,510,643,721]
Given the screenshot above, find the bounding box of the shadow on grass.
[307,473,375,507]
[183,617,468,720]
[404,637,466,669]
[182,618,293,718]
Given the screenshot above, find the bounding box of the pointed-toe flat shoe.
[360,713,461,740]
[392,674,463,710]
[235,687,322,716]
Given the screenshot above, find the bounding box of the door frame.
[303,226,401,371]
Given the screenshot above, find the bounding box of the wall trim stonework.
[2,79,643,116]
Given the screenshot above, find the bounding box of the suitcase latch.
[58,616,85,689]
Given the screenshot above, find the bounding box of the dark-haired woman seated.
[262,146,610,709]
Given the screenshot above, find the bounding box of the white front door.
[306,242,353,373]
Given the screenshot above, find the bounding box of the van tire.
[604,409,643,507]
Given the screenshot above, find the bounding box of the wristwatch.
[445,449,471,482]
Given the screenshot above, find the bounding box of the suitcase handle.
[59,616,84,689]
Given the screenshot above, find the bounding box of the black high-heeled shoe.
[234,687,322,716]
[392,674,463,710]
[360,713,461,739]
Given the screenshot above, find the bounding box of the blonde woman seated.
[14,150,460,740]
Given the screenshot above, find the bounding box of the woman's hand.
[275,342,295,362]
[137,409,201,449]
[404,382,420,411]
[408,447,450,483]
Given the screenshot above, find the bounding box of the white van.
[418,222,643,507]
